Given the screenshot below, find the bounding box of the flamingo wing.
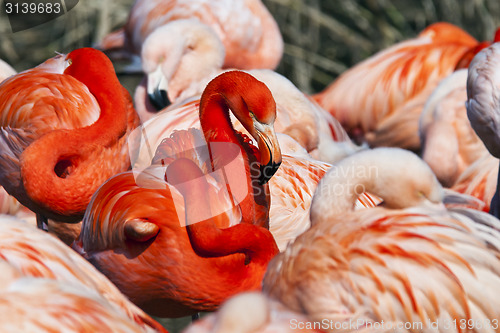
[313,22,478,150]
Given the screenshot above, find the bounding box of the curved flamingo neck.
[168,158,278,303]
[199,75,269,227]
[20,48,131,221]
[63,49,128,145]
[200,93,240,146]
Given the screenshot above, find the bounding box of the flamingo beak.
[255,122,282,185]
[147,64,170,110]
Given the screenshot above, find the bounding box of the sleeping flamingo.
[72,71,281,317]
[182,292,325,333]
[0,48,140,227]
[466,42,500,218]
[99,0,283,71]
[263,148,500,329]
[419,69,488,187]
[0,215,167,332]
[313,22,480,150]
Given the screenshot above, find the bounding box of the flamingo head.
[64,48,114,83]
[219,71,282,184]
[311,148,444,220]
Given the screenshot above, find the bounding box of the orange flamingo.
[419,69,488,187]
[263,148,500,329]
[0,59,35,224]
[72,71,281,317]
[183,292,325,333]
[0,48,140,226]
[0,215,167,332]
[99,0,283,71]
[313,22,480,150]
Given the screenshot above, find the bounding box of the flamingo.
[466,42,500,218]
[72,71,281,317]
[182,292,325,333]
[132,69,378,251]
[0,215,167,332]
[135,37,360,165]
[134,20,359,164]
[312,22,480,150]
[419,69,488,187]
[0,48,140,227]
[263,148,500,330]
[99,0,283,71]
[454,28,500,70]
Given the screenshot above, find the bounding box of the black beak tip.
[148,89,171,111]
[259,162,281,185]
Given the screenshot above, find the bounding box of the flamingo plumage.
[182,292,325,333]
[0,58,16,82]
[0,59,36,224]
[135,62,360,167]
[451,154,498,212]
[268,153,381,251]
[419,69,488,187]
[313,22,480,150]
[72,71,281,317]
[466,42,500,218]
[134,20,361,163]
[0,48,140,225]
[0,215,167,332]
[132,70,378,252]
[99,0,283,71]
[0,278,165,333]
[263,148,500,331]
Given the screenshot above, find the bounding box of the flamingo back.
[313,22,478,150]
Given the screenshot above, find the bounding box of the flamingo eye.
[64,58,72,70]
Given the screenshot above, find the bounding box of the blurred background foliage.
[1,0,500,94]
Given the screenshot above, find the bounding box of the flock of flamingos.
[2,0,500,332]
